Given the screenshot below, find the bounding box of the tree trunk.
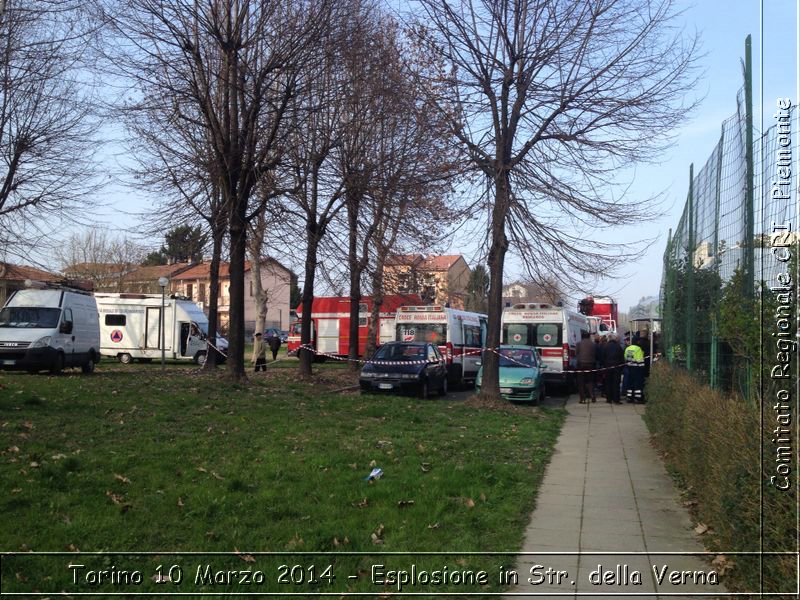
[365,254,386,360]
[204,224,224,369]
[299,227,320,378]
[227,200,247,381]
[248,213,269,337]
[346,194,362,369]
[479,170,511,400]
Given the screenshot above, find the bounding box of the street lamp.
[158,276,169,369]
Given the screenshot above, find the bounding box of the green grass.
[0,361,564,595]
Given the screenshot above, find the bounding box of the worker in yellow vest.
[623,336,645,403]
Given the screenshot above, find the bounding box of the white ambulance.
[501,303,590,388]
[0,282,101,374]
[95,293,227,364]
[394,305,487,386]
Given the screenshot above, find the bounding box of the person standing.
[267,332,282,361]
[252,332,267,372]
[623,335,645,403]
[576,331,596,403]
[603,334,625,404]
[595,335,607,397]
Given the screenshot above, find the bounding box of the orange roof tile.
[0,262,61,282]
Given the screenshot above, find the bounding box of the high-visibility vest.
[625,344,644,363]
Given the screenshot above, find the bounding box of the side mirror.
[59,320,73,334]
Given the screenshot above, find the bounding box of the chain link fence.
[660,38,797,400]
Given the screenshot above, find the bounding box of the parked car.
[359,341,448,399]
[475,345,546,404]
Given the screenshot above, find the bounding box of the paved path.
[507,395,727,599]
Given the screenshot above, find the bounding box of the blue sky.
[85,1,797,313]
[583,0,799,312]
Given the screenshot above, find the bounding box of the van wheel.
[118,353,132,364]
[194,351,207,366]
[81,358,95,374]
[50,352,64,375]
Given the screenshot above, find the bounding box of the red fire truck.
[287,295,423,359]
[578,295,618,335]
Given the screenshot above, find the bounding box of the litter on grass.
[365,467,383,481]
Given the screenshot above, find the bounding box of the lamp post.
[158,276,169,369]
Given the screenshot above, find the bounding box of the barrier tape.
[289,343,660,371]
[204,339,228,359]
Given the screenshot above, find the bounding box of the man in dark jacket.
[576,331,596,403]
[603,334,625,404]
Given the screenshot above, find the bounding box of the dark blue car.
[359,342,448,399]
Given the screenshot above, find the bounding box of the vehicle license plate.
[500,387,512,394]
[378,383,393,390]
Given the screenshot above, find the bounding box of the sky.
[74,0,799,314]
[581,0,800,312]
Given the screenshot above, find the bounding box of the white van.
[394,305,487,386]
[95,293,228,364]
[501,303,590,387]
[0,283,101,374]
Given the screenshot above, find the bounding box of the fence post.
[710,129,725,389]
[686,164,695,372]
[743,34,754,399]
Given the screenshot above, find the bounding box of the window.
[105,314,126,326]
[463,324,482,347]
[396,323,446,344]
[187,283,193,299]
[536,324,561,347]
[503,323,562,347]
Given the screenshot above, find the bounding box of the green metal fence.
[660,35,797,399]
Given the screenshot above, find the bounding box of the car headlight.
[360,372,378,379]
[31,336,51,348]
[519,377,534,385]
[399,373,419,379]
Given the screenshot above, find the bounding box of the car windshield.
[374,344,426,361]
[0,306,61,328]
[498,348,534,368]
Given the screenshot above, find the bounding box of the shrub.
[645,362,796,593]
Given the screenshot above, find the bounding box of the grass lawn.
[0,358,564,596]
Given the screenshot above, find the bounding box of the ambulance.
[501,303,590,387]
[394,305,487,386]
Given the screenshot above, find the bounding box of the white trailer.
[95,293,227,364]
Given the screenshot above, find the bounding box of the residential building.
[171,258,295,333]
[0,262,62,307]
[119,263,193,294]
[502,281,563,306]
[62,261,194,293]
[62,262,132,292]
[383,254,470,309]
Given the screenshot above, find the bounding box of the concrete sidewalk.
[507,395,727,599]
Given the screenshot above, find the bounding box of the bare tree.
[282,32,349,378]
[61,229,145,291]
[411,0,699,400]
[107,0,332,380]
[0,0,99,260]
[333,10,462,364]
